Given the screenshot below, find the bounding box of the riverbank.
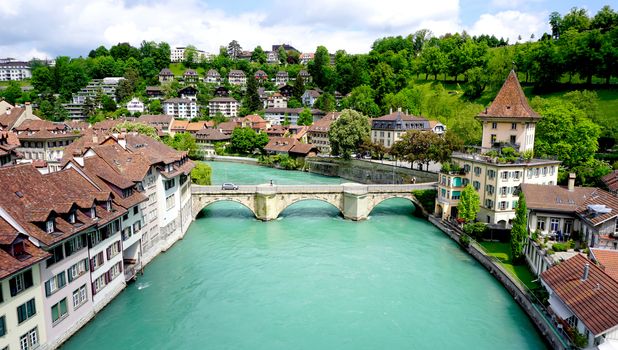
[428,216,571,350]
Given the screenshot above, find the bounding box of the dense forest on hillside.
[1,5,617,184]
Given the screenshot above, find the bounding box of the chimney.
[389,108,393,114]
[568,173,576,191]
[582,263,590,281]
[397,107,402,112]
[117,133,127,149]
[24,102,33,117]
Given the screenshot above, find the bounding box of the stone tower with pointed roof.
[477,70,541,154]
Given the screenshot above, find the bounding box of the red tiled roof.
[591,249,618,283]
[195,129,230,141]
[521,184,599,213]
[541,254,618,335]
[576,189,618,226]
[308,112,341,132]
[170,119,189,131]
[0,107,24,129]
[0,238,49,280]
[186,122,207,132]
[477,70,541,120]
[602,170,618,193]
[264,137,298,153]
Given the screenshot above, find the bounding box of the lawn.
[169,63,205,77]
[479,241,539,290]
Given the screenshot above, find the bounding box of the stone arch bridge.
[191,183,437,221]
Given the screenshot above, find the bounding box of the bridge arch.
[192,195,257,219]
[274,197,344,219]
[366,194,424,217]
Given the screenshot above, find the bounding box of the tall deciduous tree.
[510,192,528,263]
[251,46,267,64]
[309,46,330,88]
[458,184,480,223]
[297,108,313,126]
[191,162,212,185]
[328,109,370,160]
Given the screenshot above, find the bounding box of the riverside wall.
[305,157,437,184]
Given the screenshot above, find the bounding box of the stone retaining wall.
[306,157,437,184]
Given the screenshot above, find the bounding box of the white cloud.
[468,10,549,43]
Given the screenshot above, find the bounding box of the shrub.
[191,162,212,185]
[463,222,487,241]
[552,242,573,252]
[459,234,470,248]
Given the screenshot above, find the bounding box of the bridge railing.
[192,183,437,194]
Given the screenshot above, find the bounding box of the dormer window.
[106,200,112,212]
[69,210,76,224]
[46,219,54,234]
[90,205,96,219]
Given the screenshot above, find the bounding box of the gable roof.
[541,254,618,336]
[591,249,618,283]
[159,68,173,76]
[0,107,25,129]
[0,238,49,280]
[602,170,618,193]
[195,128,230,141]
[477,70,541,120]
[521,184,599,213]
[308,112,341,132]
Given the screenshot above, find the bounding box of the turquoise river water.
[62,161,546,349]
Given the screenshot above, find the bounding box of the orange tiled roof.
[0,238,49,279]
[541,254,618,336]
[591,249,618,283]
[477,70,541,120]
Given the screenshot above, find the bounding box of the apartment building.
[0,60,31,81]
[228,70,246,86]
[307,112,341,155]
[370,109,434,148]
[208,97,239,118]
[162,98,197,119]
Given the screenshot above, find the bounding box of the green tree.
[341,85,381,117]
[149,99,163,114]
[227,40,242,59]
[510,192,528,264]
[191,162,212,185]
[297,108,313,126]
[251,46,267,64]
[308,46,330,88]
[278,46,288,65]
[292,73,305,100]
[314,92,335,112]
[328,109,370,160]
[230,127,268,154]
[244,73,261,113]
[165,132,199,158]
[458,184,480,223]
[101,95,117,112]
[1,81,22,104]
[183,45,198,68]
[420,44,448,80]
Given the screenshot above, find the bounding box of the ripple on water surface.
[61,163,546,350]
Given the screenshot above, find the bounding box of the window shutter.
[45,281,51,297]
[90,258,94,271]
[59,272,66,288]
[92,282,96,295]
[85,258,90,271]
[67,269,74,283]
[24,270,33,289]
[9,278,17,297]
[106,247,111,260]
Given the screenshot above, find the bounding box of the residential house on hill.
[214,86,229,97]
[228,70,246,86]
[266,125,287,138]
[205,69,221,84]
[170,119,189,135]
[541,254,618,348]
[208,97,239,118]
[302,89,320,107]
[278,84,294,97]
[163,98,197,119]
[0,59,32,81]
[264,107,325,126]
[185,121,208,135]
[195,129,230,156]
[126,97,144,114]
[183,69,198,83]
[299,70,311,83]
[158,68,174,84]
[288,125,308,143]
[241,114,269,132]
[299,53,314,64]
[145,86,164,100]
[370,109,431,147]
[429,120,447,135]
[308,112,341,155]
[254,70,268,82]
[178,86,198,101]
[136,114,174,136]
[275,71,289,85]
[216,120,240,135]
[266,92,287,109]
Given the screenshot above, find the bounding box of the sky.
[0,0,610,60]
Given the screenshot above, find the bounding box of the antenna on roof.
[512,61,516,72]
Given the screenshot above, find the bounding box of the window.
[473,181,480,191]
[69,210,76,224]
[542,167,548,176]
[462,178,469,186]
[92,274,107,295]
[72,285,88,309]
[487,169,496,179]
[166,194,176,210]
[67,258,89,282]
[501,171,509,180]
[485,185,494,194]
[499,187,507,196]
[65,234,86,257]
[51,298,68,324]
[463,164,470,172]
[491,122,497,129]
[0,316,5,337]
[498,201,508,210]
[537,217,546,231]
[133,206,139,215]
[474,167,481,176]
[550,218,560,232]
[615,220,618,234]
[17,299,36,323]
[484,199,494,209]
[20,327,38,350]
[550,166,555,176]
[9,270,33,297]
[164,179,176,191]
[109,262,122,280]
[46,219,54,234]
[44,272,67,296]
[491,134,497,144]
[513,171,521,180]
[511,123,517,130]
[106,241,121,260]
[90,251,105,271]
[510,135,516,144]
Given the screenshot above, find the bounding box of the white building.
[170,47,211,63]
[301,89,321,107]
[208,97,239,118]
[163,98,198,119]
[0,59,31,81]
[228,70,246,86]
[126,97,144,114]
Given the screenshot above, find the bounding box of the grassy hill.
[169,63,205,77]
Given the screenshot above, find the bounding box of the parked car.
[221,183,239,190]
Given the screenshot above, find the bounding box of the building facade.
[208,97,239,118]
[0,60,31,81]
[162,98,198,119]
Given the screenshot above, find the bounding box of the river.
[61,161,546,350]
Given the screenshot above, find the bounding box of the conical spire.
[477,70,540,120]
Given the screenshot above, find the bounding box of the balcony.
[124,259,142,282]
